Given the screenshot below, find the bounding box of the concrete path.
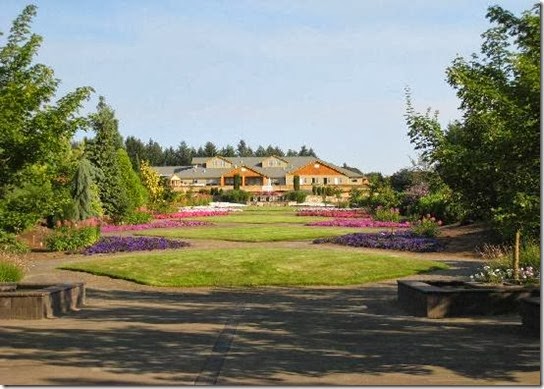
[0,256,540,385]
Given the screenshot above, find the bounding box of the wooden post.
[513,229,521,281]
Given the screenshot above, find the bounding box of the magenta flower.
[101,219,212,233]
[153,210,232,219]
[296,209,370,218]
[307,218,411,228]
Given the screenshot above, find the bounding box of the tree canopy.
[0,5,93,232]
[405,4,540,239]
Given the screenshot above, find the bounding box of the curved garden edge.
[17,224,489,292]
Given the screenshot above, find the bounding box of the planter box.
[397,280,538,319]
[0,282,85,319]
[519,296,540,336]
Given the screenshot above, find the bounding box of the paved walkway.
[0,255,540,385]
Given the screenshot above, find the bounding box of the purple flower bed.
[101,219,212,233]
[307,218,411,228]
[313,231,443,252]
[84,236,191,255]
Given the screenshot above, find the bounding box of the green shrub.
[121,210,153,225]
[477,240,540,270]
[176,190,212,207]
[413,189,465,225]
[519,240,541,269]
[233,174,241,190]
[0,231,30,254]
[0,261,23,282]
[411,215,442,237]
[220,189,250,204]
[283,190,308,203]
[44,226,100,252]
[374,207,401,222]
[293,175,301,191]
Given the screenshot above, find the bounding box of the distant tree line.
[120,137,318,169]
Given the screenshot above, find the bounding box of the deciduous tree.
[405,4,539,261]
[0,5,92,232]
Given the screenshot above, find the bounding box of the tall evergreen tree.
[71,158,94,221]
[117,148,147,211]
[176,141,194,165]
[86,96,128,221]
[237,140,253,157]
[203,141,218,157]
[254,145,267,157]
[219,145,237,157]
[125,136,146,170]
[145,139,164,165]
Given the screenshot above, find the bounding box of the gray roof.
[154,156,364,180]
[192,156,363,178]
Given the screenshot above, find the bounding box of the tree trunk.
[513,229,520,281]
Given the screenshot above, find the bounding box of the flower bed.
[307,218,411,228]
[313,231,443,252]
[470,265,540,284]
[101,220,212,233]
[296,208,370,218]
[84,236,190,255]
[153,210,231,219]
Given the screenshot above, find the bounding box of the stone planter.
[0,282,85,319]
[397,280,538,319]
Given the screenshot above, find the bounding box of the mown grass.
[60,247,448,287]
[204,206,326,224]
[136,224,374,242]
[205,212,326,224]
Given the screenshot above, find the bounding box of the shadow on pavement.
[0,282,539,385]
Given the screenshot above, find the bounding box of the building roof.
[153,156,364,180]
[191,156,363,178]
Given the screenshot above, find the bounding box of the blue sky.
[1,0,535,174]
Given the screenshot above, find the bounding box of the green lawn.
[205,206,327,224]
[60,247,448,287]
[136,224,373,242]
[205,212,327,224]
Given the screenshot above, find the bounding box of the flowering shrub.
[307,218,411,228]
[373,207,401,222]
[296,208,370,218]
[153,210,231,219]
[84,236,190,255]
[101,219,212,233]
[470,265,540,284]
[313,231,443,252]
[411,215,442,237]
